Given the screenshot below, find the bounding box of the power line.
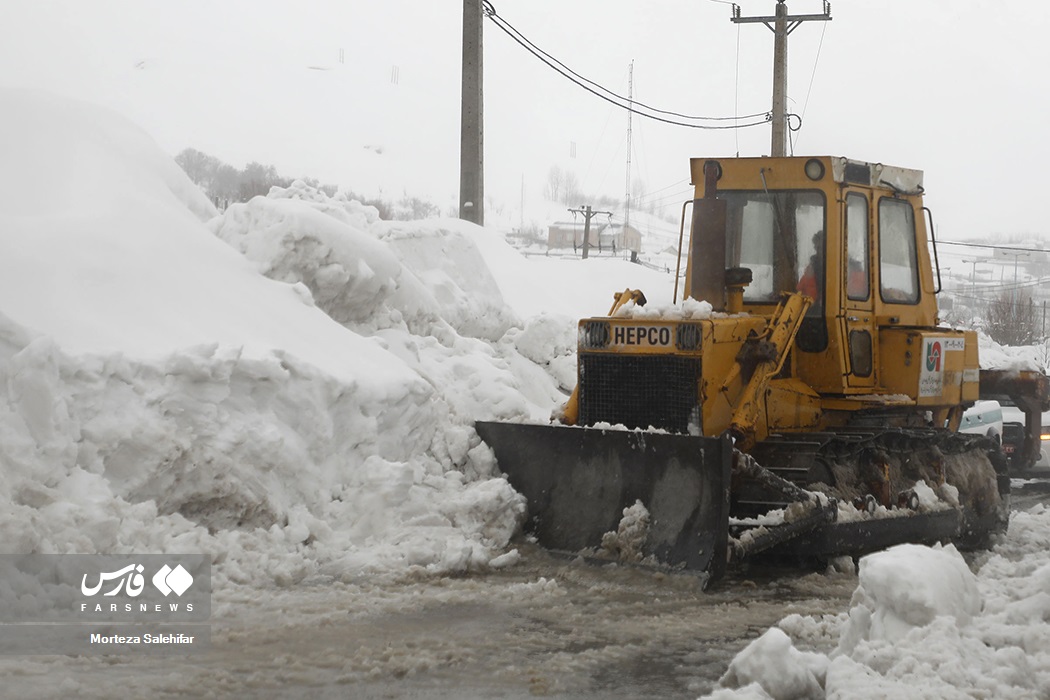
[634,188,695,208]
[940,271,1050,302]
[938,240,1049,255]
[631,178,691,202]
[482,2,771,130]
[485,3,767,122]
[792,19,829,153]
[946,278,1049,296]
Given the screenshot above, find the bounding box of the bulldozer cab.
[682,156,940,399]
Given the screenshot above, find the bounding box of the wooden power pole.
[731,1,831,157]
[568,206,612,260]
[460,0,484,225]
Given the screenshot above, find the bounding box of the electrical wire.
[793,19,828,151]
[947,277,1050,295]
[485,3,765,122]
[939,240,1049,255]
[482,2,771,130]
[633,188,695,208]
[634,178,691,199]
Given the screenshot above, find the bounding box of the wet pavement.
[2,476,1048,699]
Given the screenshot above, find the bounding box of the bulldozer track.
[734,427,1011,558]
[754,427,1005,490]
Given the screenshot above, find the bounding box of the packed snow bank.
[979,333,1048,373]
[0,324,527,577]
[208,183,518,341]
[207,179,573,419]
[704,508,1050,699]
[0,88,591,581]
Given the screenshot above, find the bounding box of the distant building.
[601,222,642,253]
[547,221,595,249]
[547,220,641,254]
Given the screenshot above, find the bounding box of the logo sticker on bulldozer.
[919,338,944,396]
[919,336,966,397]
[611,324,673,348]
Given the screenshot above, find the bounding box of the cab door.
[841,190,877,389]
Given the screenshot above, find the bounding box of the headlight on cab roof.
[804,158,825,181]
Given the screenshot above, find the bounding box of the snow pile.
[979,333,1048,373]
[720,628,826,700]
[704,510,1050,699]
[209,182,521,342]
[835,543,981,648]
[207,178,572,423]
[599,500,651,563]
[0,88,594,582]
[612,296,715,320]
[373,217,522,341]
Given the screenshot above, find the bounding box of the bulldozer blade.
[769,508,962,560]
[475,421,732,581]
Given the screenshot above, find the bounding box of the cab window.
[846,194,869,301]
[721,190,826,306]
[720,189,827,352]
[878,198,919,304]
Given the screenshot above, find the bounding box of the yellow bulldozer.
[477,155,1049,584]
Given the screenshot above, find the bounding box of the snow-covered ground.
[3,88,1050,699]
[707,520,1050,699]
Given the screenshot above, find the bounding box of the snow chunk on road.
[836,543,981,653]
[719,627,827,700]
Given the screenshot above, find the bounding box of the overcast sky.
[2,1,1047,239]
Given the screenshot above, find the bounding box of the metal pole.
[582,205,592,260]
[962,259,978,299]
[460,0,484,225]
[771,2,788,157]
[1007,252,1016,304]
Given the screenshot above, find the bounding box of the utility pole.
[998,249,1031,304]
[624,61,634,246]
[963,258,981,304]
[460,0,484,225]
[731,1,831,157]
[568,205,612,260]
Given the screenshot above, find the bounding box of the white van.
[959,400,1004,444]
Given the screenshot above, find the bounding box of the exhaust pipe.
[689,160,727,310]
